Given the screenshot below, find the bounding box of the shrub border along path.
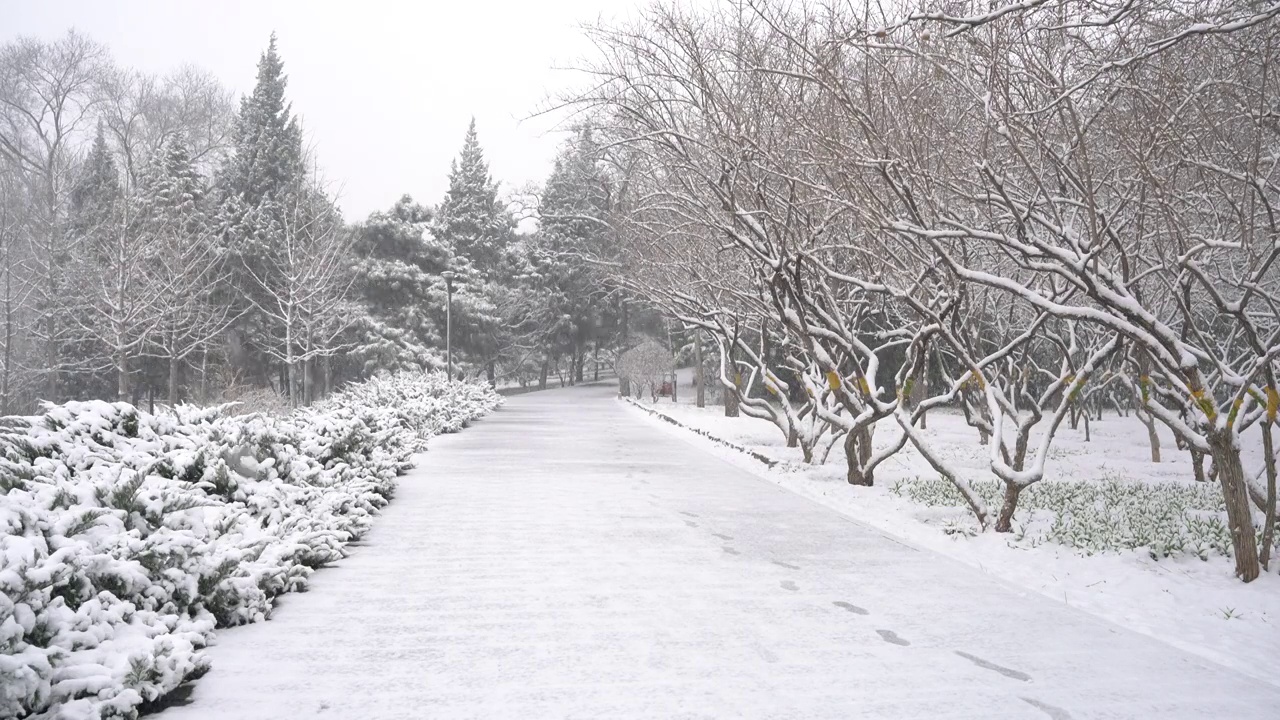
[0,372,501,720]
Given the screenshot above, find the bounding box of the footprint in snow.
[680,511,700,518]
[833,601,868,615]
[955,651,1031,681]
[711,532,733,540]
[684,520,699,528]
[723,546,740,555]
[1020,698,1071,720]
[771,560,801,570]
[876,629,910,646]
[779,580,798,592]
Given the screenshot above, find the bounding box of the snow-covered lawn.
[625,381,1280,687]
[0,372,501,720]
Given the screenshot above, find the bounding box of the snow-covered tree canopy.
[569,0,1280,582]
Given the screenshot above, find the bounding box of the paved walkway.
[164,382,1279,719]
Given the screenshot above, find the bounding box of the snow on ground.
[155,381,1279,719]
[0,372,502,719]
[625,371,1280,687]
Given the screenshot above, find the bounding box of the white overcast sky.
[1,0,636,220]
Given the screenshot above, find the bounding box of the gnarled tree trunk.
[1208,431,1260,582]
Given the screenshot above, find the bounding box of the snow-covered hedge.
[0,372,500,720]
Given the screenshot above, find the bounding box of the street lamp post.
[442,270,455,380]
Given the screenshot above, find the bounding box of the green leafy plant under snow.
[888,474,1266,561]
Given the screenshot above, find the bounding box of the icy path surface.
[162,382,1279,719]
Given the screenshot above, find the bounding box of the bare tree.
[0,31,111,401]
[243,180,355,406]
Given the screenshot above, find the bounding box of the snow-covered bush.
[0,371,500,719]
[889,474,1255,560]
[617,341,674,399]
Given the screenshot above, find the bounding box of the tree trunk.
[1259,421,1276,572]
[1191,448,1207,483]
[0,209,10,414]
[286,321,298,405]
[1138,408,1161,462]
[725,374,740,417]
[199,348,209,401]
[593,343,600,382]
[45,314,59,402]
[1208,431,1260,582]
[168,355,180,405]
[486,359,496,388]
[694,334,705,408]
[303,358,314,406]
[323,354,333,397]
[539,357,549,391]
[1,287,11,414]
[844,426,874,486]
[995,482,1023,533]
[117,346,129,401]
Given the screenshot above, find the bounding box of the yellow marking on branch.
[1191,387,1217,422]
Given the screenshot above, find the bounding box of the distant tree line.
[0,30,652,414]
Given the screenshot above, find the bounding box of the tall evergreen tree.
[431,120,516,383]
[528,128,617,382]
[70,122,122,241]
[220,34,303,211]
[215,34,306,384]
[140,133,205,230]
[350,196,450,374]
[433,119,511,277]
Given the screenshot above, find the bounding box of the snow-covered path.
[162,382,1278,719]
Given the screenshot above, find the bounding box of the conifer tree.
[350,196,450,374]
[529,128,616,382]
[141,133,204,229]
[215,33,306,384]
[431,119,515,383]
[70,122,122,236]
[434,119,512,277]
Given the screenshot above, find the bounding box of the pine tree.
[433,119,511,278]
[350,196,450,374]
[431,119,515,383]
[528,128,615,383]
[215,34,306,385]
[70,122,122,245]
[140,134,205,232]
[220,34,303,210]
